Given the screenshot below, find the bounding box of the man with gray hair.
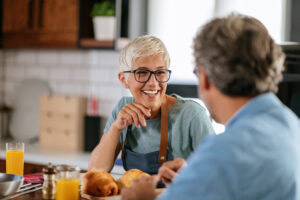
[121,14,300,200]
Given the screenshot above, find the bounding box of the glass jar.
[56,164,80,200]
[42,162,56,199]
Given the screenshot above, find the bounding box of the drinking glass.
[6,142,25,176]
[56,165,80,200]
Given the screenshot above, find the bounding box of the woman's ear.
[118,72,129,88]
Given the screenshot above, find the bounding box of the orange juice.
[6,150,24,176]
[56,178,79,200]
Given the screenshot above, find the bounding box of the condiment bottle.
[42,162,56,199]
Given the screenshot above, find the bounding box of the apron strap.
[121,126,130,161]
[158,95,168,164]
[121,95,173,164]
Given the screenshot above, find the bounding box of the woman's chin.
[135,92,165,109]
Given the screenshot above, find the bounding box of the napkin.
[23,173,44,184]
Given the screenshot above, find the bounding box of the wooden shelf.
[79,38,115,48]
[2,0,79,48]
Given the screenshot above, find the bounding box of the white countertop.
[0,141,125,175]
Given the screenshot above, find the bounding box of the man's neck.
[213,93,252,124]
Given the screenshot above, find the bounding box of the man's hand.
[157,158,186,185]
[121,175,158,200]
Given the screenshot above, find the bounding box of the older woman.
[88,35,214,177]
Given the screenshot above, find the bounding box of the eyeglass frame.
[123,69,172,83]
[193,67,199,77]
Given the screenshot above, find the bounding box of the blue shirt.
[104,94,215,159]
[158,93,300,200]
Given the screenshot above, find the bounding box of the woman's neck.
[149,108,161,119]
[147,95,176,119]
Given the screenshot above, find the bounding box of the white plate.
[9,79,51,141]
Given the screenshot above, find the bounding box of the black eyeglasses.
[193,68,199,77]
[123,69,172,83]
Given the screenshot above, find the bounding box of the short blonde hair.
[119,35,170,72]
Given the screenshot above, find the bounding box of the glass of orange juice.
[6,142,24,176]
[56,165,80,200]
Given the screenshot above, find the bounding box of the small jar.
[42,162,56,199]
[56,164,80,200]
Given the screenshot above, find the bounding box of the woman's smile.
[142,89,160,96]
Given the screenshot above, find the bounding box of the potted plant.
[91,0,116,40]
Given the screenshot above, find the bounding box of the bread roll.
[82,170,118,197]
[116,169,150,191]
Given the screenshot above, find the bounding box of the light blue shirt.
[158,93,300,200]
[104,94,215,159]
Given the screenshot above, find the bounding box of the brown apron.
[121,96,173,178]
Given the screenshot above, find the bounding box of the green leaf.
[91,0,116,17]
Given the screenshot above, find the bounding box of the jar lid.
[43,162,56,174]
[56,164,80,172]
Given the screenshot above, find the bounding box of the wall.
[0,50,4,104]
[290,0,300,42]
[0,49,130,129]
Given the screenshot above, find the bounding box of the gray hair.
[193,13,285,96]
[119,35,170,72]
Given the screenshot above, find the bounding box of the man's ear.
[199,67,210,90]
[118,72,129,88]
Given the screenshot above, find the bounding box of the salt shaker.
[42,162,56,199]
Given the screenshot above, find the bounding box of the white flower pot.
[92,16,116,40]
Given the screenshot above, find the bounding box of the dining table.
[3,172,124,200]
[9,189,117,200]
[9,190,88,200]
[11,187,162,200]
[12,190,48,200]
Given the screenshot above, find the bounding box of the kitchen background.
[0,0,299,172]
[0,49,127,120]
[1,0,297,129]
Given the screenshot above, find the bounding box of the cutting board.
[81,188,164,200]
[10,78,51,141]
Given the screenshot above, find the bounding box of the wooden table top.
[11,189,122,200]
[13,190,44,200]
[12,190,89,200]
[13,188,163,200]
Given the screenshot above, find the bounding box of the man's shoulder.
[209,115,300,167]
[194,133,239,159]
[239,104,299,136]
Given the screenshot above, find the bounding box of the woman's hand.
[113,103,151,131]
[157,158,186,185]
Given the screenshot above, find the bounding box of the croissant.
[82,170,118,197]
[116,169,150,191]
